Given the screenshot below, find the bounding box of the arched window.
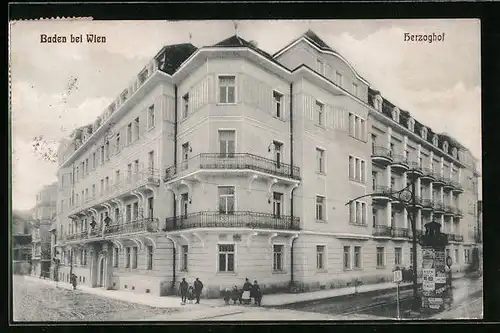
[374,94,383,111]
[452,147,458,158]
[407,117,415,131]
[421,127,428,140]
[443,141,449,153]
[392,107,400,122]
[432,135,439,147]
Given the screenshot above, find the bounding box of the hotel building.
[53,30,480,297]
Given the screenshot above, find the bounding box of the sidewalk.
[21,275,220,309]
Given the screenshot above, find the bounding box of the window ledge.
[316,219,327,223]
[349,179,366,186]
[343,268,352,272]
[376,266,387,270]
[316,269,328,274]
[216,102,238,106]
[316,171,327,176]
[353,267,363,271]
[272,270,288,275]
[349,222,368,227]
[147,125,155,132]
[216,271,237,276]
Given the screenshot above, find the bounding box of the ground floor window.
[273,244,284,271]
[147,245,153,270]
[316,245,325,270]
[218,244,235,272]
[132,247,138,269]
[455,249,459,264]
[181,245,188,271]
[343,246,351,269]
[354,246,362,269]
[376,247,385,268]
[394,247,402,266]
[113,247,119,267]
[125,247,131,268]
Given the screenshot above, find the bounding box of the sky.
[9,19,482,210]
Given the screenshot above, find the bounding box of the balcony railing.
[447,234,464,242]
[373,185,392,198]
[420,168,436,180]
[164,153,301,182]
[433,201,445,212]
[421,198,433,209]
[407,161,423,175]
[392,227,410,238]
[392,154,409,166]
[66,232,87,241]
[164,211,300,231]
[371,146,392,159]
[372,225,392,237]
[104,218,159,236]
[444,204,454,214]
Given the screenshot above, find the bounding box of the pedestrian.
[223,288,231,305]
[187,285,195,304]
[179,278,188,305]
[231,285,242,305]
[251,280,262,306]
[194,277,204,304]
[70,273,77,290]
[242,278,252,305]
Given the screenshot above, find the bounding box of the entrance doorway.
[98,257,105,287]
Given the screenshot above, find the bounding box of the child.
[187,285,195,304]
[231,285,242,305]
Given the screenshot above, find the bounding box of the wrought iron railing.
[433,201,445,211]
[421,198,433,209]
[407,161,422,173]
[392,227,410,238]
[371,146,392,159]
[453,207,463,216]
[164,211,300,231]
[372,225,392,237]
[447,234,464,242]
[421,168,435,179]
[392,154,409,166]
[373,185,392,196]
[104,218,159,236]
[164,153,301,182]
[66,232,87,241]
[442,177,454,188]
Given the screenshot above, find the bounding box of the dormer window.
[138,68,149,85]
[442,141,449,153]
[109,103,116,114]
[407,117,415,131]
[432,135,439,147]
[120,89,129,103]
[452,147,458,158]
[374,95,383,111]
[392,107,400,123]
[421,127,428,140]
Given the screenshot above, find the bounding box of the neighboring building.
[53,30,481,297]
[31,183,57,278]
[12,210,33,275]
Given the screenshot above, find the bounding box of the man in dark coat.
[251,280,262,306]
[242,278,252,304]
[193,277,204,304]
[70,273,77,290]
[179,278,189,304]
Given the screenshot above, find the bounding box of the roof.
[303,29,337,53]
[212,35,276,62]
[156,43,198,75]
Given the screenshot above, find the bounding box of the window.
[127,163,132,180]
[316,148,325,173]
[105,177,109,191]
[181,193,189,218]
[273,141,282,168]
[372,208,378,227]
[92,152,96,169]
[182,93,189,118]
[354,246,362,269]
[372,171,378,190]
[390,177,395,191]
[391,211,395,227]
[352,83,358,96]
[273,91,283,118]
[181,245,188,271]
[132,247,138,269]
[315,101,324,126]
[349,156,365,183]
[316,245,325,270]
[105,141,110,160]
[350,201,366,225]
[272,192,283,218]
[218,186,235,214]
[218,244,235,272]
[343,246,351,269]
[148,150,155,171]
[218,75,236,104]
[348,113,365,141]
[134,117,140,141]
[316,196,325,221]
[148,197,154,218]
[273,244,284,271]
[133,202,139,220]
[464,249,470,264]
[115,170,120,184]
[316,58,325,75]
[113,247,119,267]
[126,204,132,222]
[114,208,120,224]
[147,245,153,270]
[134,159,139,175]
[100,179,104,194]
[116,133,120,153]
[335,72,343,87]
[125,247,131,268]
[376,247,385,267]
[219,130,235,157]
[147,104,155,129]
[127,124,132,145]
[446,249,451,259]
[395,247,402,266]
[181,143,190,171]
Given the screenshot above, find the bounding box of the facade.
[31,183,57,278]
[12,211,33,275]
[53,30,480,297]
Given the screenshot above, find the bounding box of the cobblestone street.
[12,275,179,322]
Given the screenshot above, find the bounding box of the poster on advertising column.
[434,249,447,284]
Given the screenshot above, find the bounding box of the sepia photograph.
[9,18,483,322]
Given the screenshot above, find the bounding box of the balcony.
[164,211,300,231]
[104,218,160,236]
[451,180,464,194]
[433,201,445,214]
[407,161,423,178]
[390,154,409,173]
[420,168,436,183]
[372,185,392,202]
[421,198,433,212]
[372,225,392,237]
[66,231,87,241]
[164,153,301,183]
[408,228,423,240]
[442,177,455,191]
[392,227,410,239]
[453,207,463,218]
[447,233,464,243]
[432,174,446,187]
[371,146,393,166]
[444,204,455,216]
